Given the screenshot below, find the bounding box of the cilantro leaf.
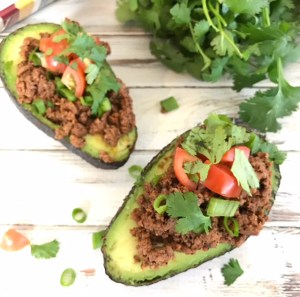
[170,3,191,26]
[221,258,244,286]
[61,19,83,36]
[166,192,211,235]
[239,59,300,132]
[87,66,120,116]
[248,133,286,165]
[31,239,60,259]
[193,20,210,41]
[85,64,100,85]
[231,149,260,195]
[211,30,236,57]
[223,0,268,15]
[182,114,250,168]
[184,160,210,182]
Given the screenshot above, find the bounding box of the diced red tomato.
[39,29,68,54]
[221,145,250,166]
[0,229,30,252]
[44,55,67,73]
[61,60,86,98]
[173,147,199,191]
[204,164,242,198]
[39,29,69,73]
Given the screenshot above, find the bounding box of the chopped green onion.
[55,78,77,102]
[98,97,112,117]
[128,165,143,180]
[60,268,76,287]
[101,97,112,112]
[223,217,239,237]
[92,230,106,249]
[72,208,87,224]
[32,99,46,115]
[207,198,239,217]
[80,96,93,106]
[153,194,167,215]
[160,96,179,113]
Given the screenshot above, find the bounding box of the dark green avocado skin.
[0,23,137,169]
[101,128,281,286]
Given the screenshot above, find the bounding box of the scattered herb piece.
[166,192,211,234]
[128,165,143,180]
[116,1,300,132]
[92,230,106,249]
[72,208,87,224]
[60,268,76,287]
[160,96,179,113]
[221,258,244,286]
[31,239,60,259]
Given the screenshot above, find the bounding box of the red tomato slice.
[204,164,242,198]
[61,60,86,98]
[221,145,250,166]
[0,229,30,252]
[173,147,199,191]
[39,29,69,73]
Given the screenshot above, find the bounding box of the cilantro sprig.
[166,192,211,235]
[221,258,244,286]
[116,0,300,132]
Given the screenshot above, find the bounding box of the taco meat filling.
[131,150,273,269]
[16,35,135,158]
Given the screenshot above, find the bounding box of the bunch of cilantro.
[116,0,300,132]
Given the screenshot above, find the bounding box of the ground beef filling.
[131,152,273,269]
[16,36,135,155]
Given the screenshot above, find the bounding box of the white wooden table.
[0,1,299,296]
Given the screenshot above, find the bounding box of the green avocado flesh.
[0,23,137,168]
[102,127,281,286]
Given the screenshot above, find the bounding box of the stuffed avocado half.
[0,21,137,169]
[102,114,284,286]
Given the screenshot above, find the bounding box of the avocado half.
[0,23,137,169]
[102,122,281,286]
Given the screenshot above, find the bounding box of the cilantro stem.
[208,2,227,27]
[262,7,271,27]
[202,0,219,32]
[276,58,284,85]
[189,23,211,70]
[222,31,244,59]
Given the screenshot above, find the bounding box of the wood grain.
[0,0,299,296]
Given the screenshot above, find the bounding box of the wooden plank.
[0,226,298,297]
[1,87,300,151]
[0,0,142,36]
[0,149,298,226]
